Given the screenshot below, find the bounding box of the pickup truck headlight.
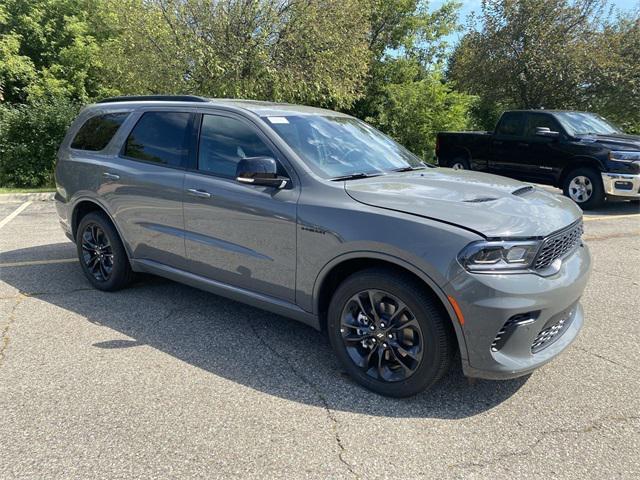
[609,151,640,163]
[458,240,541,273]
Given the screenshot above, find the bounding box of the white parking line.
[0,201,32,230]
[0,258,78,268]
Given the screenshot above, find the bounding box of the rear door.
[489,112,532,179]
[183,112,298,302]
[100,109,194,269]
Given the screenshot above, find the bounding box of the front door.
[489,111,537,180]
[183,113,298,302]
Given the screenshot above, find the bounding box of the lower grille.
[531,304,577,353]
[491,312,538,352]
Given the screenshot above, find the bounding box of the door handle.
[517,142,529,147]
[186,188,212,199]
[492,140,503,145]
[102,172,120,180]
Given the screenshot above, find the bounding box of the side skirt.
[131,258,320,330]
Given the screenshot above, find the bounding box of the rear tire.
[327,268,455,397]
[562,167,604,210]
[76,211,133,291]
[451,157,470,170]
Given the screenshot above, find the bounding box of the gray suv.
[55,96,591,397]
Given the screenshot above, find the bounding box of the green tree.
[449,0,611,110]
[585,15,640,133]
[98,0,371,109]
[0,0,107,103]
[351,0,475,158]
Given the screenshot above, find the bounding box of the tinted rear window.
[123,112,192,167]
[70,113,129,151]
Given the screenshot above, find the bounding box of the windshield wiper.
[330,172,383,181]
[391,165,426,172]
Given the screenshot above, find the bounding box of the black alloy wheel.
[76,211,133,291]
[340,289,423,382]
[81,223,114,281]
[328,268,455,397]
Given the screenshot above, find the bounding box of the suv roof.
[95,95,349,118]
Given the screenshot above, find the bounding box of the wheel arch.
[71,197,132,260]
[559,156,605,187]
[312,252,468,362]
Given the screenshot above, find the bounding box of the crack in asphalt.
[591,268,640,287]
[449,414,640,472]
[245,319,359,479]
[0,294,25,368]
[574,346,639,373]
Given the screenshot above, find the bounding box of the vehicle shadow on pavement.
[1,243,529,419]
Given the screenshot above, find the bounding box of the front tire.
[327,268,455,397]
[76,211,133,291]
[562,167,604,210]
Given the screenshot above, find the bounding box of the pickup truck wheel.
[76,212,134,291]
[451,158,470,170]
[563,168,604,209]
[327,268,454,397]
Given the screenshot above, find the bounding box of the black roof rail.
[96,95,209,104]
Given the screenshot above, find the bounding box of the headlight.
[609,151,640,163]
[458,240,541,273]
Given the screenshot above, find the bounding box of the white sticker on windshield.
[267,116,289,124]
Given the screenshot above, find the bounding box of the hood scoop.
[512,185,535,196]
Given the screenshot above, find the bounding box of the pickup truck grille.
[534,221,584,270]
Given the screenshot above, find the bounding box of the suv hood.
[344,169,582,238]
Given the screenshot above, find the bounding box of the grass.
[0,187,55,194]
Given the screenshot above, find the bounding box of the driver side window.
[198,115,280,178]
[526,114,561,138]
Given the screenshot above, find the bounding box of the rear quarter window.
[70,112,129,151]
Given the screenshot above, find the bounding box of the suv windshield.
[554,112,621,136]
[262,115,425,179]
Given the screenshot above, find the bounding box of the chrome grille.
[531,304,576,353]
[534,221,583,270]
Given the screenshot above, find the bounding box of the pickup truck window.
[496,112,525,136]
[525,113,562,137]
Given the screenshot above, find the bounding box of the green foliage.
[352,0,475,156]
[0,0,105,103]
[375,70,475,159]
[0,98,78,187]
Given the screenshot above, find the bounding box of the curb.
[0,192,55,202]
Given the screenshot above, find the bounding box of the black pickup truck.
[436,110,640,209]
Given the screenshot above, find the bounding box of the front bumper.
[602,172,640,198]
[445,243,591,380]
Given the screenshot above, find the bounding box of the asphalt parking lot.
[1,194,638,479]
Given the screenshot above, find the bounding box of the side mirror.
[535,127,560,138]
[236,156,289,189]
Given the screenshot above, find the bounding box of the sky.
[432,0,640,45]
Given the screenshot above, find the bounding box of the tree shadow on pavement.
[1,242,529,419]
